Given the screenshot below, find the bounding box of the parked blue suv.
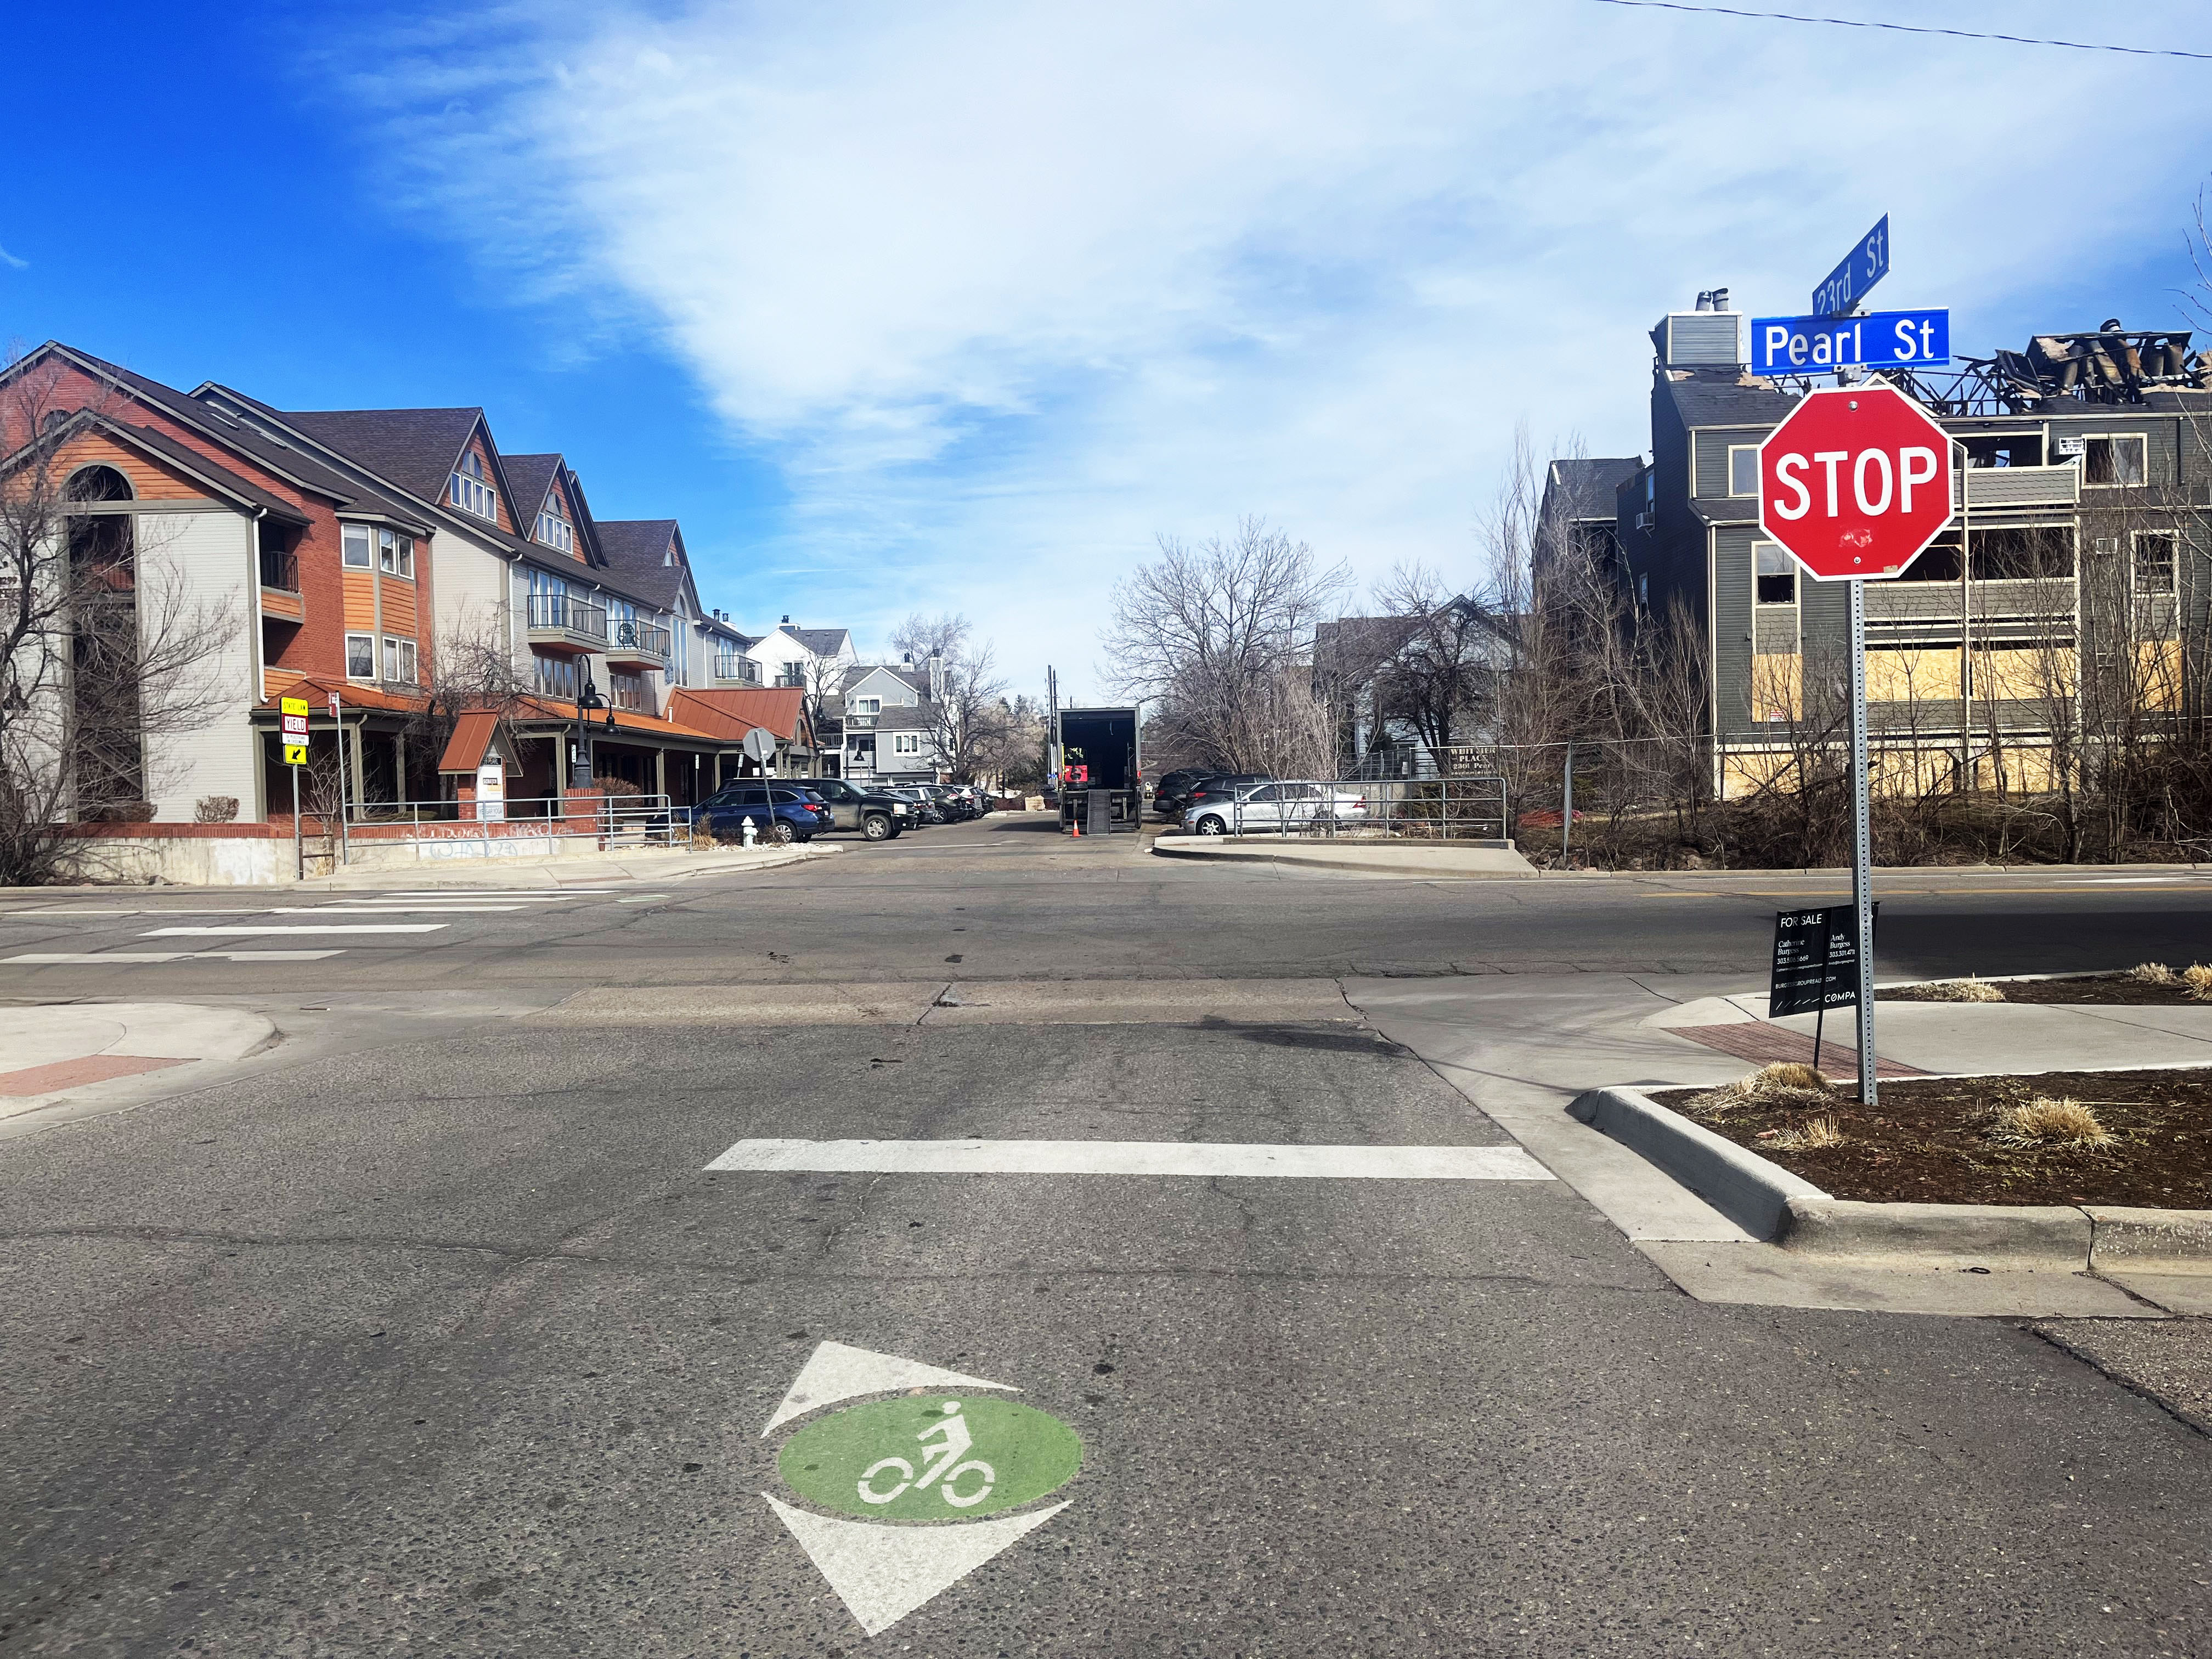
[698,782,828,845]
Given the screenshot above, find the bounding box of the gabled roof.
[1544,457,1643,521]
[595,520,687,610]
[19,411,311,527]
[501,453,564,528]
[5,343,425,527]
[279,407,490,506]
[668,687,811,744]
[782,625,852,657]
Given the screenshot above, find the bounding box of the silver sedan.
[1182,781,1370,836]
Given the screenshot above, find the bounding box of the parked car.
[1178,774,1274,820]
[929,785,978,821]
[1184,780,1368,837]
[883,786,945,825]
[699,782,825,844]
[1153,767,1222,819]
[783,776,910,840]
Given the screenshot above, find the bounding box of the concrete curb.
[1153,838,1539,879]
[1567,1087,1822,1239]
[1573,1085,2212,1267]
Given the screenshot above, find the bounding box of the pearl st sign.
[1750,307,1949,376]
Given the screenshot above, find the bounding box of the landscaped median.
[1571,1058,2212,1310]
[1152,836,1538,878]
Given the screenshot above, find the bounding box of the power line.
[1588,0,2212,62]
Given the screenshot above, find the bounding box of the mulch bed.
[1649,1067,2212,1207]
[1877,973,2212,1007]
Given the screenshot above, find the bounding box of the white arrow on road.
[763,1493,1069,1638]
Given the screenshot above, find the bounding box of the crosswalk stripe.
[274,905,528,913]
[139,924,447,936]
[6,950,346,963]
[705,1138,1555,1180]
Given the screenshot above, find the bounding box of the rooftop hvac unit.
[1654,311,1743,368]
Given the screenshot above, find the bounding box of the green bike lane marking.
[760,1341,1084,1637]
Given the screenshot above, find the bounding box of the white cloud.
[355,1,2212,685]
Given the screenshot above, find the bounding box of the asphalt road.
[3,818,2210,1655]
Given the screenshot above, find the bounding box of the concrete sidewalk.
[1649,991,2212,1076]
[0,1002,275,1135]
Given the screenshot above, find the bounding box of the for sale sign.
[1758,385,1953,581]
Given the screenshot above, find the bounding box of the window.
[345,633,375,679]
[854,696,881,715]
[1728,445,1759,498]
[2083,434,2147,487]
[382,636,417,685]
[610,670,645,712]
[342,524,373,569]
[891,732,922,755]
[534,653,579,699]
[536,496,574,554]
[1970,526,2075,580]
[2135,533,2179,598]
[377,527,414,579]
[777,663,805,687]
[449,450,498,520]
[1755,544,1797,605]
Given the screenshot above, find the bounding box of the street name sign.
[280,695,310,767]
[1751,307,1948,376]
[1812,213,1888,317]
[1757,384,1954,581]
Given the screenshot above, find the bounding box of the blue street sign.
[1812,214,1889,318]
[1751,307,1949,375]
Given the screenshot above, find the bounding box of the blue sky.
[9,2,2212,697]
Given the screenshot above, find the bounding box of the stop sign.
[1758,384,1953,580]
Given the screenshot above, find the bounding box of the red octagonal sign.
[1758,384,1954,580]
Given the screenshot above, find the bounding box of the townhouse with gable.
[1,341,843,831]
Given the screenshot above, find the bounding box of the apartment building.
[817,659,947,784]
[1579,306,2208,794]
[1,341,837,823]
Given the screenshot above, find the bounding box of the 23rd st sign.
[1758,383,1953,582]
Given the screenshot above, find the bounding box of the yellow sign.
[283,744,309,766]
[279,695,311,764]
[280,696,309,718]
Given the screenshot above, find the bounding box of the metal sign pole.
[332,692,351,866]
[1849,577,1878,1106]
[291,764,304,883]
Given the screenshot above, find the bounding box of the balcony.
[843,712,878,729]
[1956,464,2081,511]
[604,617,673,668]
[258,548,303,623]
[526,592,608,656]
[1866,577,2078,647]
[713,653,761,686]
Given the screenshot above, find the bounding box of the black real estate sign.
[1768,904,1877,1018]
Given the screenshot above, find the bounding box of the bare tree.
[407,606,537,806]
[0,354,239,884]
[919,637,1011,784]
[1369,562,1504,755]
[1104,516,1349,772]
[890,611,972,669]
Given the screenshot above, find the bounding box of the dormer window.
[536,496,574,554]
[449,450,498,521]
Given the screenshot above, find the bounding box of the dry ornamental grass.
[1985,1096,2116,1152]
[1761,1114,1847,1152]
[2186,964,2212,1003]
[1890,977,2005,1003]
[2130,962,2183,986]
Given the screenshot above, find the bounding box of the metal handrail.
[714,653,761,683]
[526,592,609,640]
[612,619,673,657]
[258,548,300,591]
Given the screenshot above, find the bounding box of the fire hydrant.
[741,816,758,848]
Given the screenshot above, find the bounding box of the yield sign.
[1757,384,1954,580]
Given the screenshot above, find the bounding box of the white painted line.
[7,952,194,964]
[706,1138,1555,1180]
[139,924,447,936]
[374,889,610,898]
[6,949,347,964]
[267,911,522,924]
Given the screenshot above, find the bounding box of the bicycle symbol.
[857,1400,997,1510]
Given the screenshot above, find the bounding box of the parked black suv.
[785,776,911,840]
[1178,774,1273,819]
[1154,768,1218,819]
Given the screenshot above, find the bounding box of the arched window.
[65,464,144,811]
[449,450,498,521]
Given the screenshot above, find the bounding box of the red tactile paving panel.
[1667,1023,1926,1080]
[0,1054,185,1096]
